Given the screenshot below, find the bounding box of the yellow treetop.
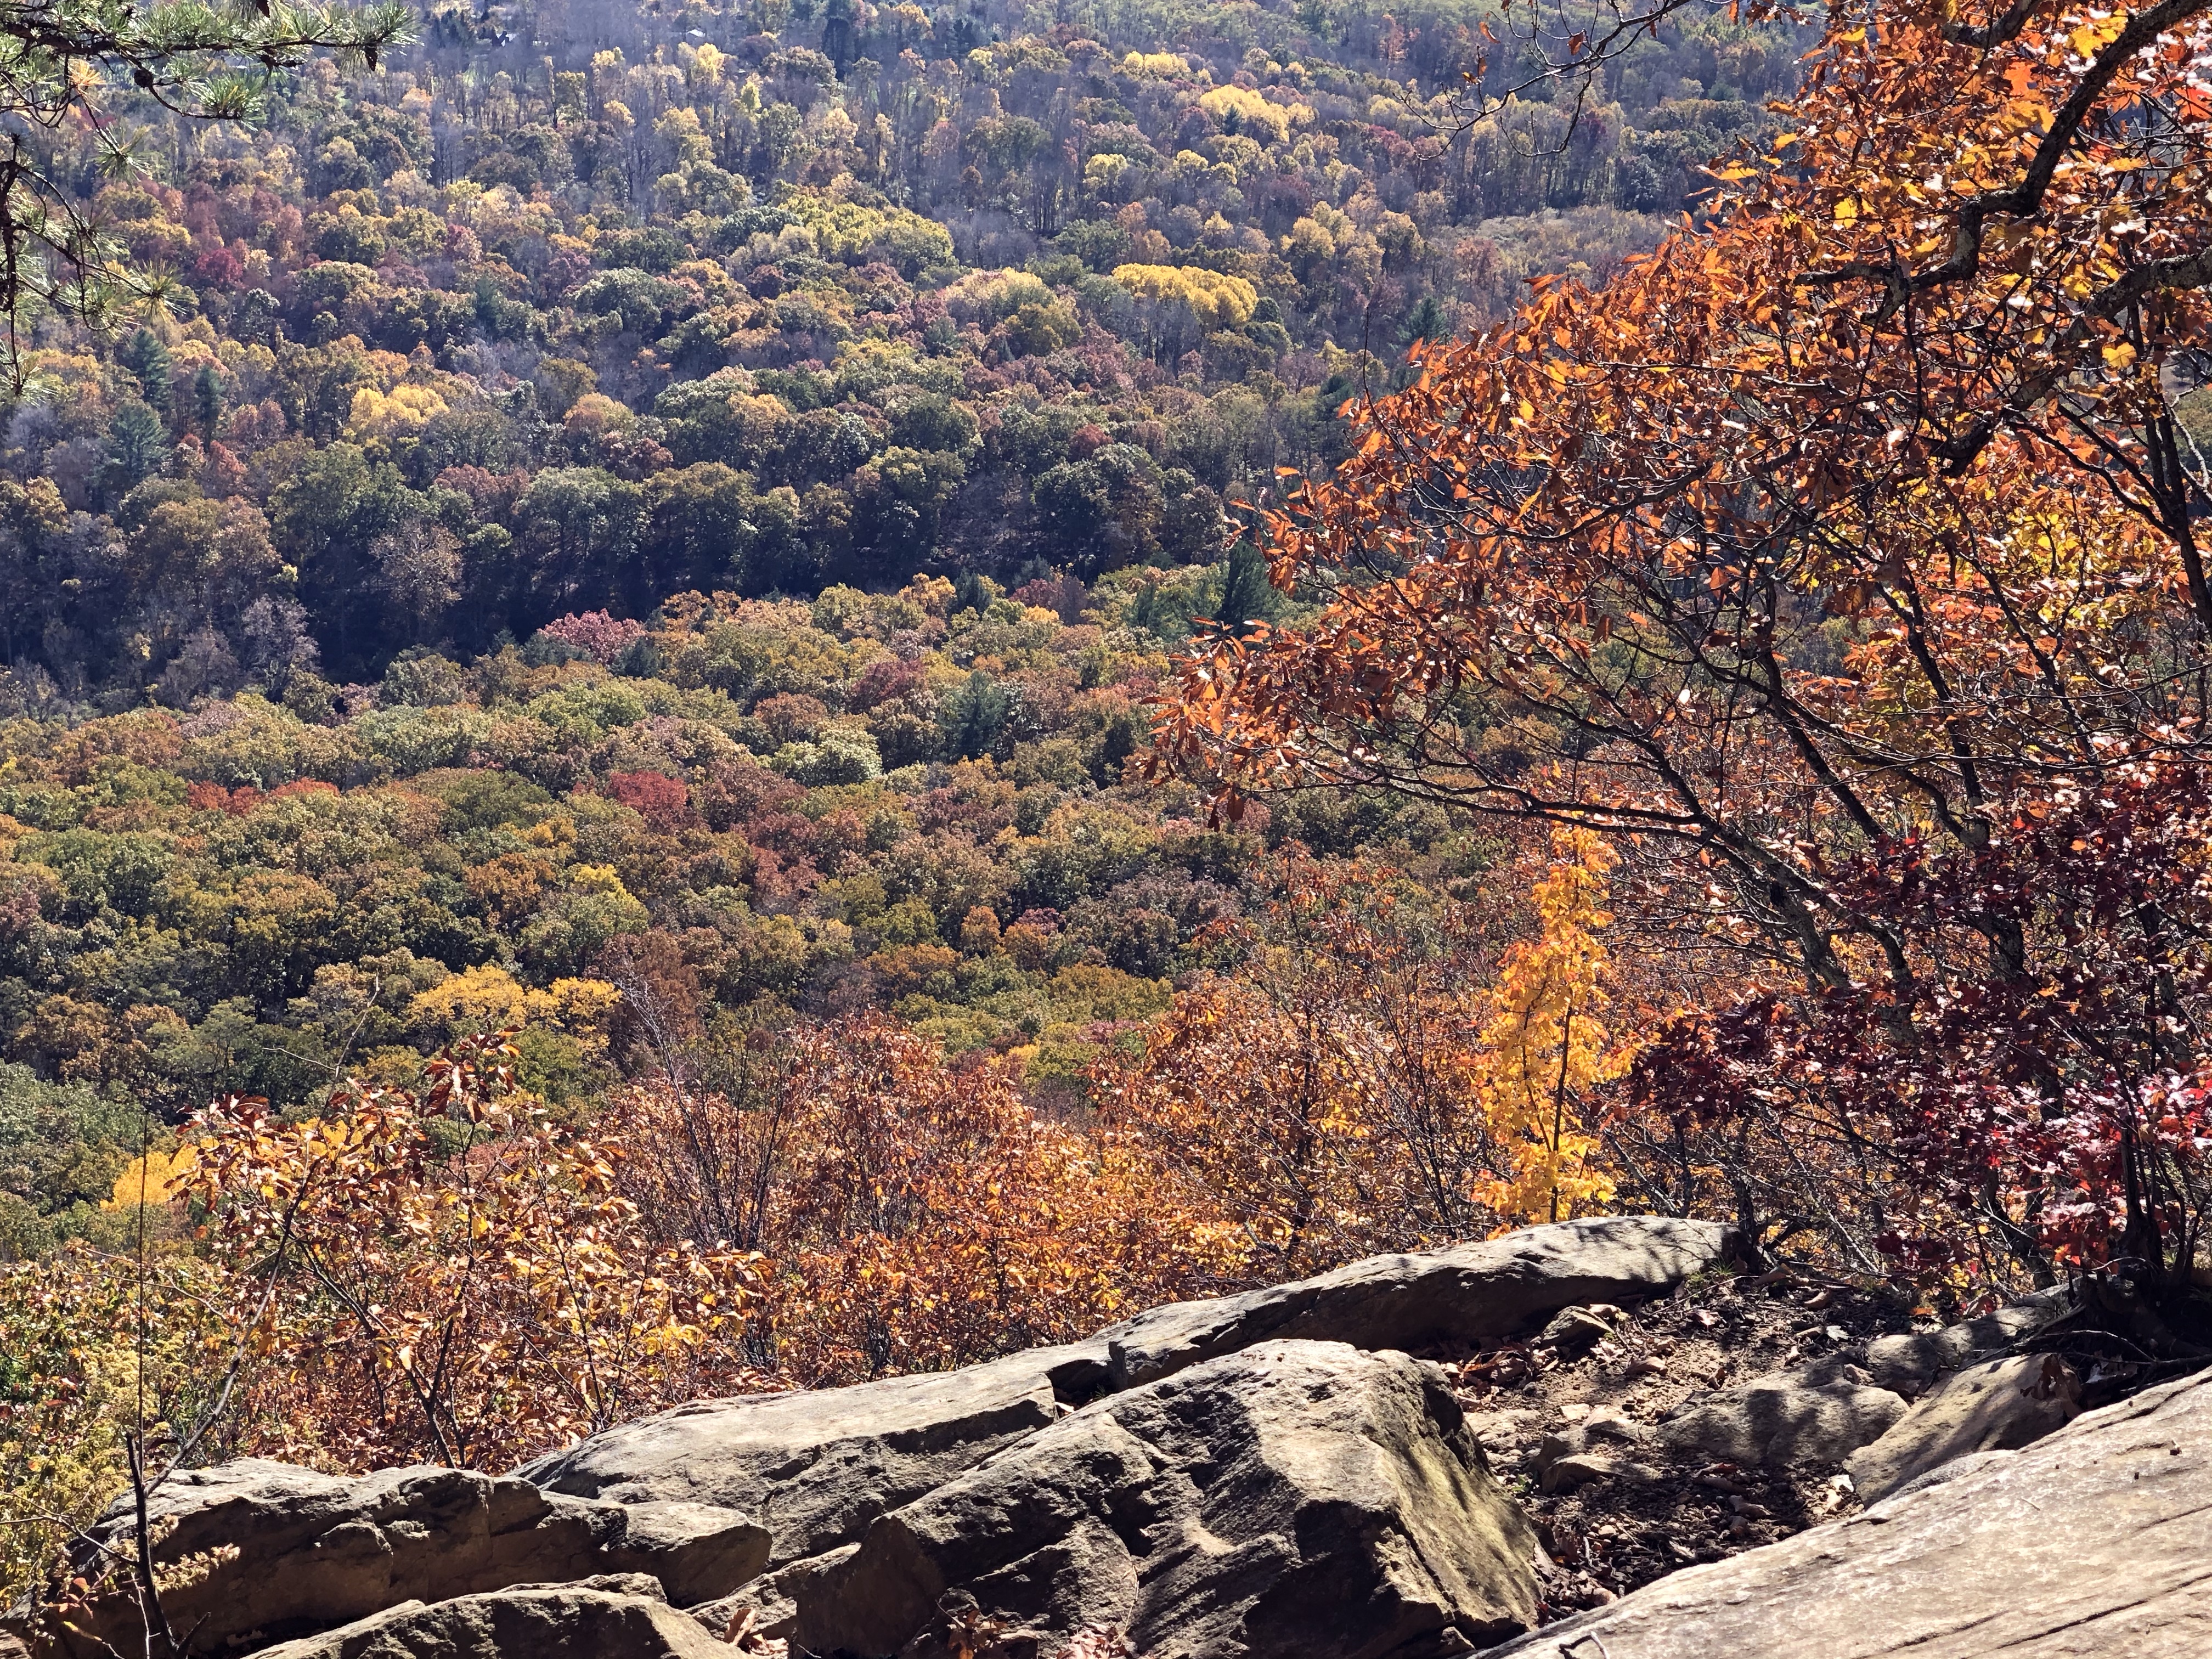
[103,1144,198,1212]
[1109,263,1257,330]
[1470,827,1626,1228]
[345,383,446,442]
[1198,85,1292,143]
[410,964,620,1045]
[1121,52,1184,79]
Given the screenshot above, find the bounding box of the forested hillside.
[0,572,1508,1245]
[0,0,1793,1247]
[20,0,2212,1626]
[0,0,1795,705]
[0,0,1801,1559]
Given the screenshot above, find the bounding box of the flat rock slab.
[29,1463,765,1658]
[516,1341,1108,1568]
[1488,1362,2212,1658]
[1847,1353,2081,1505]
[1098,1216,1742,1389]
[1656,1367,1906,1466]
[793,1339,1542,1659]
[1864,1288,2074,1398]
[250,1577,724,1659]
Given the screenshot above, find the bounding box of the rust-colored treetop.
[1159,0,2212,992]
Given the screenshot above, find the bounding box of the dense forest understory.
[6,0,2212,1619]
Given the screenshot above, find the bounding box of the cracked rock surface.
[29,1464,766,1659]
[19,1221,2185,1659]
[249,1576,726,1659]
[1486,1363,2212,1658]
[793,1340,1541,1659]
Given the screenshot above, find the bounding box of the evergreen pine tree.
[939,669,1013,759]
[108,401,168,489]
[193,362,225,434]
[120,328,172,409]
[952,570,992,617]
[1213,538,1278,637]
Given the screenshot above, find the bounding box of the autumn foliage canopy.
[13,0,2212,1611]
[1157,0,2212,1286]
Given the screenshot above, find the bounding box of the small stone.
[1538,1306,1618,1362]
[1582,1408,1647,1444]
[1541,1453,1622,1493]
[1532,1429,1587,1477]
[1658,1365,1908,1466]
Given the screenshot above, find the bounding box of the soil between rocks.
[1438,1267,1920,1618]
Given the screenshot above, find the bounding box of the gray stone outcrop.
[250,1577,725,1659]
[516,1342,1108,1569]
[33,1464,764,1658]
[1489,1362,2212,1658]
[1097,1216,1742,1390]
[1863,1288,2074,1398]
[790,1340,1543,1659]
[1846,1353,2081,1504]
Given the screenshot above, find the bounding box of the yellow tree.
[1470,828,1624,1227]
